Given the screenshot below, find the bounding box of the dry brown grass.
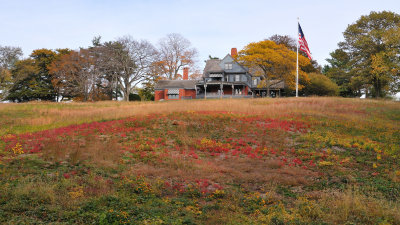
[1,97,398,136]
[125,155,317,191]
[316,189,400,224]
[40,135,122,168]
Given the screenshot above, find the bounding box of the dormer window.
[224,63,232,70]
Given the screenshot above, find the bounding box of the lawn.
[0,97,399,224]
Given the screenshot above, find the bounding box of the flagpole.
[296,17,299,98]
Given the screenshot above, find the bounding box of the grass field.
[0,97,399,224]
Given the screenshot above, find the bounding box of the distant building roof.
[154,80,197,90]
[253,80,285,89]
[269,80,285,89]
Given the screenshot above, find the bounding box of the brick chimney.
[183,67,189,80]
[231,48,237,57]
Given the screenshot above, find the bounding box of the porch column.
[204,84,207,99]
[220,83,223,99]
[231,84,234,98]
[278,89,281,97]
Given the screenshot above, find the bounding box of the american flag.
[298,23,312,60]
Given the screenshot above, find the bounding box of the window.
[253,78,258,86]
[224,63,232,70]
[235,75,240,82]
[167,88,179,99]
[168,94,179,99]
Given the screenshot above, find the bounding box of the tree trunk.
[124,86,130,101]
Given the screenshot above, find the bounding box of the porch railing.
[196,94,252,99]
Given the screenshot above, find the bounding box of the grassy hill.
[0,98,399,224]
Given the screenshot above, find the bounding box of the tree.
[189,68,203,80]
[268,34,321,73]
[136,86,154,101]
[370,27,400,95]
[268,34,297,51]
[323,49,359,96]
[157,33,198,80]
[30,49,59,100]
[90,40,124,100]
[49,49,98,101]
[6,59,38,102]
[302,73,339,96]
[7,49,63,102]
[0,46,22,100]
[114,36,158,101]
[326,11,400,98]
[237,40,311,96]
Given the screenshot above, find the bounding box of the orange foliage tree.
[49,49,97,101]
[236,40,311,96]
[156,33,198,80]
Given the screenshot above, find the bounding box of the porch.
[252,88,283,98]
[195,82,251,99]
[196,94,252,99]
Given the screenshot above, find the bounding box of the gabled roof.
[154,80,197,90]
[203,54,250,77]
[219,54,249,73]
[203,59,223,74]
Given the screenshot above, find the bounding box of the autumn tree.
[268,34,321,73]
[7,49,65,102]
[189,68,203,80]
[325,11,400,98]
[6,59,38,102]
[89,40,123,100]
[302,73,339,96]
[0,46,22,99]
[322,49,359,96]
[157,33,198,80]
[85,36,132,101]
[269,34,297,51]
[49,49,100,101]
[113,36,158,101]
[237,40,311,96]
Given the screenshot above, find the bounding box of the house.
[154,48,286,100]
[195,48,253,98]
[154,68,197,100]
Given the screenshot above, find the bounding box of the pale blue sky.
[1,0,399,69]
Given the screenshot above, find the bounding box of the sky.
[1,0,399,71]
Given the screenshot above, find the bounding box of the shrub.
[303,73,339,96]
[129,93,141,101]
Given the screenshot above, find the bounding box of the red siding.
[155,88,197,101]
[179,89,184,100]
[184,89,196,99]
[155,90,164,101]
[244,86,249,96]
[223,86,232,95]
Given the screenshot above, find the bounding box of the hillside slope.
[0,98,399,224]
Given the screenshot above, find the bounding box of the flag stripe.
[298,23,312,60]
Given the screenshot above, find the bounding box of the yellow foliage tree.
[236,40,310,96]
